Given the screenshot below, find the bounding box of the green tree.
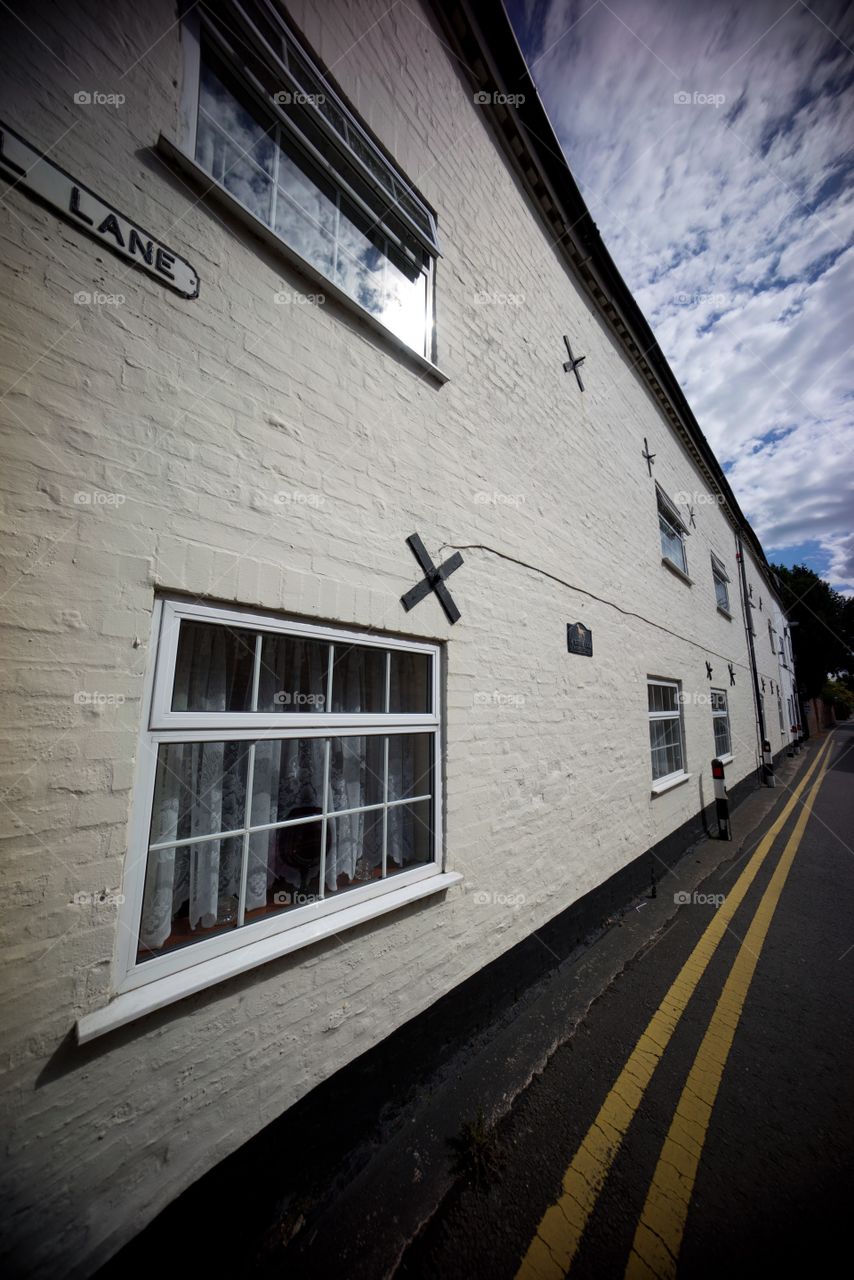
[770,563,854,698]
[822,679,853,719]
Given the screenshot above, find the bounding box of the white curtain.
[139,740,247,951]
[140,625,251,953]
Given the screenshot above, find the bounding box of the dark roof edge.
[431,0,786,607]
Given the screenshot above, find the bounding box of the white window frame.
[710,688,732,761]
[110,598,448,1011]
[647,677,689,791]
[711,552,731,615]
[656,486,690,578]
[171,5,439,362]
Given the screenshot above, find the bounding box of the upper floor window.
[711,552,731,613]
[768,620,776,653]
[183,4,439,357]
[657,487,689,576]
[121,600,440,985]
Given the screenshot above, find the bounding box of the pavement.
[394,724,854,1279]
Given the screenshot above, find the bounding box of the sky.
[506,0,854,594]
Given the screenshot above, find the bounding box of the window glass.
[257,634,329,712]
[389,650,431,713]
[659,514,687,572]
[330,645,386,713]
[250,737,326,826]
[172,621,256,712]
[648,682,679,714]
[387,799,432,875]
[149,740,250,843]
[138,835,244,960]
[327,735,384,810]
[649,717,683,779]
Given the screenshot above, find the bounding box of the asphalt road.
[398,725,854,1280]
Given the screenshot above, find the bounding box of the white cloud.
[509,0,854,591]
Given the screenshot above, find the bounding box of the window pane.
[335,195,386,317]
[388,733,432,801]
[389,650,431,713]
[649,716,683,779]
[328,735,384,810]
[648,683,678,714]
[650,717,681,752]
[387,799,432,875]
[659,517,686,571]
[198,53,275,177]
[380,244,428,350]
[330,645,386,713]
[257,634,329,712]
[197,55,275,223]
[172,622,256,712]
[250,737,326,826]
[274,141,338,276]
[245,820,323,919]
[138,834,243,959]
[715,575,730,609]
[713,717,731,757]
[149,741,250,844]
[326,808,384,894]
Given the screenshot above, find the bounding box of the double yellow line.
[518,734,836,1280]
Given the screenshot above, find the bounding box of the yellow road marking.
[515,735,834,1280]
[625,743,835,1279]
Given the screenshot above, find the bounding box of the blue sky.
[506,0,854,594]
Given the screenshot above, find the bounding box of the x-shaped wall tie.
[401,533,463,625]
[563,335,586,391]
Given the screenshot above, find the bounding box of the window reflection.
[196,40,429,355]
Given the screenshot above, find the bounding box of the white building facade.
[0,0,798,1273]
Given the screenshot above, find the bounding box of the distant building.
[0,1,799,1273]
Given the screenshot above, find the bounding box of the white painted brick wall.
[0,1,794,1272]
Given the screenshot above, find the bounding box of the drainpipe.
[736,534,771,785]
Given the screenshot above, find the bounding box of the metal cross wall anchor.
[706,661,713,679]
[688,505,697,528]
[728,663,735,685]
[642,437,656,476]
[563,335,586,391]
[401,533,463,625]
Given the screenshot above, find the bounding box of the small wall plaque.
[567,622,593,656]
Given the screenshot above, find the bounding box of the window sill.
[661,557,692,585]
[717,753,733,765]
[77,871,463,1043]
[156,134,449,387]
[717,605,733,620]
[651,771,692,796]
